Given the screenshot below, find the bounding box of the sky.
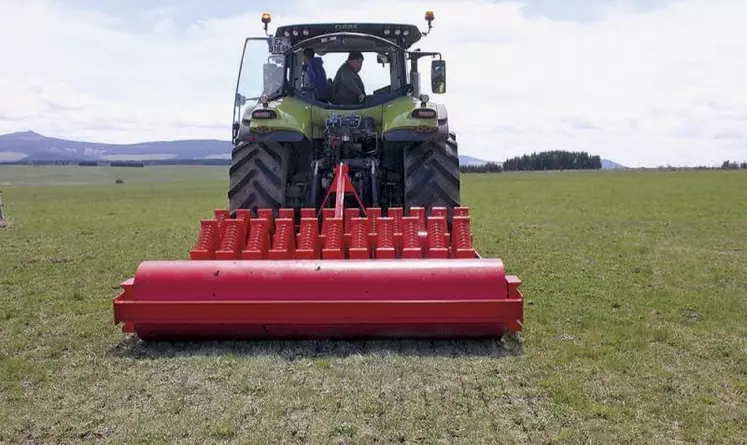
[1,0,746,167]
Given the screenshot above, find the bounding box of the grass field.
[1,165,746,444]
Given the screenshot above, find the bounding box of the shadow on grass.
[108,333,524,360]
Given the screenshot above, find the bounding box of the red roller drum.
[113,259,524,340]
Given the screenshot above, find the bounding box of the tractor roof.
[274,23,423,49]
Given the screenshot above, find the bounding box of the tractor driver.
[302,48,329,101]
[331,51,366,105]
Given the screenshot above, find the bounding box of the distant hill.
[0,131,625,170]
[0,131,231,163]
[601,159,626,169]
[459,155,491,166]
[0,131,494,166]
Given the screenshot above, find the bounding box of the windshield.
[315,52,391,93]
[290,47,406,108]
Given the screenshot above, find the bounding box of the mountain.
[459,155,491,166]
[0,131,495,166]
[0,131,624,170]
[0,131,231,162]
[601,159,626,169]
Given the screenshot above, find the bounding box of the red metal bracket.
[318,162,367,219]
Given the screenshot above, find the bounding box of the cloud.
[0,0,746,167]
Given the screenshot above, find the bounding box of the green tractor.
[230,11,459,218]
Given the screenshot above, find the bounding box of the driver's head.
[303,48,315,61]
[347,51,364,72]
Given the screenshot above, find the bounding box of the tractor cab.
[231,12,446,141]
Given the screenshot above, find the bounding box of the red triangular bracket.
[318,162,367,219]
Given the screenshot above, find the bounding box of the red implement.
[112,163,524,340]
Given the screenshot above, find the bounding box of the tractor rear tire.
[403,131,461,211]
[228,141,290,216]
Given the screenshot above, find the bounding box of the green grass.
[1,165,746,444]
[0,164,228,186]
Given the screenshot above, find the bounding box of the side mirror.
[234,93,247,107]
[431,59,446,94]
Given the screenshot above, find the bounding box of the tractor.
[229,12,459,220]
[110,12,524,341]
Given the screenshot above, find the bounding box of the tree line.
[461,162,504,173]
[502,150,602,171]
[459,150,602,173]
[721,160,747,169]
